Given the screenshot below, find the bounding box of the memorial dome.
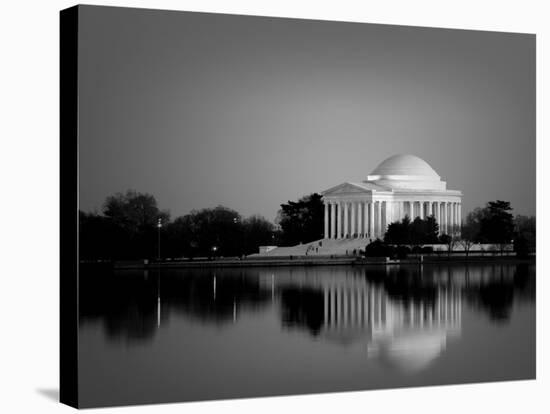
[366,154,445,190]
[370,154,440,179]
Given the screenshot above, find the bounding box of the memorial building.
[321,154,462,239]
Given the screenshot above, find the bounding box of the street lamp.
[157,218,162,260]
[211,245,218,260]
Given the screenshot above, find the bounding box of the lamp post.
[157,218,162,260]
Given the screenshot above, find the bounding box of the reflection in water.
[80,263,534,374]
[273,268,461,373]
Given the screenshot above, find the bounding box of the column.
[330,202,336,239]
[337,202,342,239]
[363,201,368,238]
[376,201,382,239]
[420,201,428,220]
[442,202,448,234]
[450,202,454,227]
[435,201,443,235]
[351,202,356,238]
[381,201,386,235]
[324,202,329,238]
[427,201,433,217]
[448,202,452,234]
[369,202,374,239]
[439,201,444,232]
[434,201,439,225]
[357,202,363,238]
[343,202,349,238]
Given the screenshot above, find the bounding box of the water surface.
[78,263,535,407]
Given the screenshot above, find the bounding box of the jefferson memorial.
[321,154,462,239]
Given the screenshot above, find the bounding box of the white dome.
[376,330,447,373]
[370,154,439,178]
[366,154,446,191]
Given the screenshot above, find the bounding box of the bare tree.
[439,230,460,258]
[460,211,481,258]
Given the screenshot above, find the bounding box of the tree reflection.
[464,263,534,322]
[279,287,324,335]
[79,263,535,357]
[79,267,272,342]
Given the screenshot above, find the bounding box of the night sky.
[78,5,535,221]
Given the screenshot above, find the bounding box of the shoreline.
[81,255,535,270]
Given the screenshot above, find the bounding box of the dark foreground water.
[78,263,535,407]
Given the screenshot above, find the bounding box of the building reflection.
[272,267,462,372]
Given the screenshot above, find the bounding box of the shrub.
[395,245,411,259]
[365,239,394,257]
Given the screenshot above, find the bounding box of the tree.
[478,200,515,247]
[79,210,127,260]
[242,215,276,255]
[439,233,459,258]
[100,190,170,259]
[459,209,482,257]
[384,215,412,244]
[80,190,173,260]
[514,215,536,258]
[103,190,170,234]
[365,239,394,258]
[384,215,439,245]
[162,215,196,258]
[164,207,276,258]
[277,193,324,246]
[179,206,242,258]
[410,215,439,244]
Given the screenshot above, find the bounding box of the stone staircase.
[251,237,377,257]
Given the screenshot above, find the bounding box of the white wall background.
[0,1,547,413]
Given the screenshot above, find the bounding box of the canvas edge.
[60,4,79,409]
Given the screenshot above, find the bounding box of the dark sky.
[78,6,535,221]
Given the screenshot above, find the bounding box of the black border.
[60,5,79,408]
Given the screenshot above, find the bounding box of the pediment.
[322,182,373,196]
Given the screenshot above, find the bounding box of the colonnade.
[323,200,462,239]
[322,282,462,332]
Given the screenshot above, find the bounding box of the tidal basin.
[78,263,535,407]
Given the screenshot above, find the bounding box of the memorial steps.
[253,237,373,257]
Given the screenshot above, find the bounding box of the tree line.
[80,190,276,260]
[367,200,535,258]
[80,190,535,260]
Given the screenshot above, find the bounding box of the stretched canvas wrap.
[60,5,536,408]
